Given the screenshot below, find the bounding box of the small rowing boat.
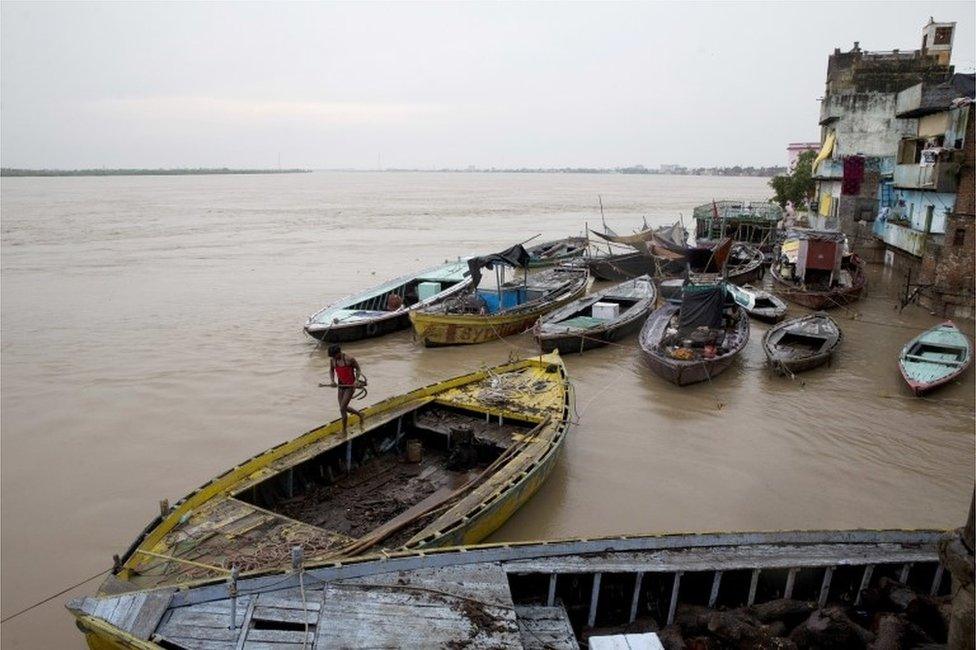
[526,236,587,267]
[639,281,750,385]
[727,283,788,323]
[771,229,866,309]
[96,353,571,594]
[534,275,656,354]
[304,260,471,341]
[763,312,842,375]
[898,321,972,396]
[69,529,949,649]
[411,245,589,347]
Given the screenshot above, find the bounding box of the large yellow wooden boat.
[99,352,570,595]
[410,266,589,346]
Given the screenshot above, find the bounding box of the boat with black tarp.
[639,279,750,385]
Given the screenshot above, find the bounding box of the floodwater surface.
[2,171,973,648]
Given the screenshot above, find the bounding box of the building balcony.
[893,161,958,192]
[881,221,928,257]
[813,158,844,179]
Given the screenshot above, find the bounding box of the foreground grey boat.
[763,312,842,375]
[534,275,656,354]
[67,529,949,649]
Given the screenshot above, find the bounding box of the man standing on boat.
[320,344,365,435]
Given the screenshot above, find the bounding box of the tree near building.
[769,150,816,209]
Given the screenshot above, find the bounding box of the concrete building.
[811,21,955,242]
[810,20,975,318]
[787,142,820,170]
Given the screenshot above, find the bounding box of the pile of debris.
[606,578,949,649]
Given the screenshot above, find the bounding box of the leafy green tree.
[769,150,817,208]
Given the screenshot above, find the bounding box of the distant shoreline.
[0,168,312,177]
[326,166,784,177]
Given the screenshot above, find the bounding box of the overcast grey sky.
[2,1,974,169]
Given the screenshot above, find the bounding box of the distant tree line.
[1,168,311,177]
[382,165,786,177]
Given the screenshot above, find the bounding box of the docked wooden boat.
[411,246,589,347]
[304,260,471,342]
[94,353,570,594]
[898,321,972,396]
[728,283,789,322]
[771,229,866,309]
[526,236,587,267]
[586,249,649,281]
[590,219,686,250]
[763,312,842,375]
[69,528,950,649]
[533,275,656,354]
[645,239,763,286]
[639,282,750,385]
[694,199,784,256]
[586,222,686,281]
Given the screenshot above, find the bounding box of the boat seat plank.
[903,354,964,366]
[501,542,937,574]
[515,605,577,650]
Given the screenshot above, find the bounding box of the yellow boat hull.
[409,285,587,346]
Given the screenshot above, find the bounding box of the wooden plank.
[629,572,644,623]
[338,562,516,608]
[126,589,175,639]
[588,573,602,628]
[255,594,321,612]
[515,605,577,650]
[251,607,318,625]
[501,542,937,574]
[243,643,306,650]
[315,577,520,649]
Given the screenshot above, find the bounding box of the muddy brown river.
[2,171,973,648]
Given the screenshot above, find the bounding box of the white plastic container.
[591,301,620,320]
[417,281,442,301]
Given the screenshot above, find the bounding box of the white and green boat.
[898,321,971,396]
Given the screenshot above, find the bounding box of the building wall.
[823,94,918,157]
[891,188,955,233]
[918,112,950,138]
[918,104,974,318]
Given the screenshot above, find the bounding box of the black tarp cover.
[678,284,726,334]
[467,244,531,288]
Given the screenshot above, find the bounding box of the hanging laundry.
[841,155,865,195]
